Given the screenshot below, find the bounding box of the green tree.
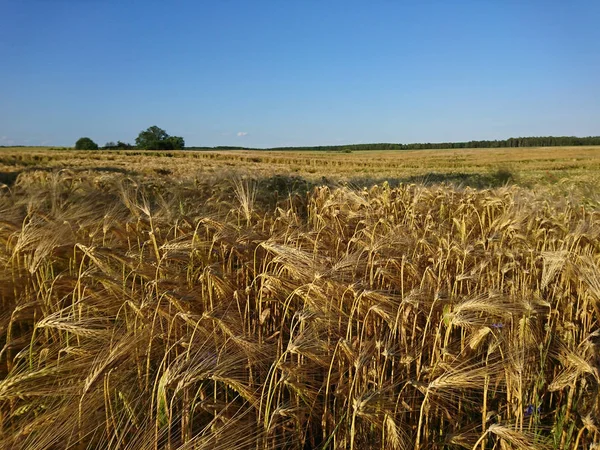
[116,141,134,150]
[165,136,185,150]
[75,137,99,150]
[104,141,134,150]
[135,126,185,150]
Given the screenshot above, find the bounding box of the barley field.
[0,147,599,449]
[1,145,600,188]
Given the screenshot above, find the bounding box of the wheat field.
[0,149,599,449]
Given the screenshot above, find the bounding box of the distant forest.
[186,135,600,151]
[2,135,600,151]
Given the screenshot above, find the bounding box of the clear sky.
[1,0,599,148]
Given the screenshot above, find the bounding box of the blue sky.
[1,0,599,148]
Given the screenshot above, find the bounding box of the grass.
[0,148,599,449]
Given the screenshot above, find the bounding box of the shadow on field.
[230,170,517,217]
[227,169,517,206]
[0,167,141,187]
[0,171,20,186]
[87,166,140,175]
[1,167,516,192]
[347,168,516,189]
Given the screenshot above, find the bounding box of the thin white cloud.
[237,132,248,137]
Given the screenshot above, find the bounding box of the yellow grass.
[1,145,600,188]
[0,148,599,449]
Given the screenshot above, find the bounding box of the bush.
[75,137,99,150]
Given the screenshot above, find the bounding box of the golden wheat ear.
[1,172,599,449]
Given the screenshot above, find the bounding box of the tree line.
[75,126,184,150]
[74,133,600,152]
[266,136,600,152]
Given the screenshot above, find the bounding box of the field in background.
[0,147,599,449]
[1,145,600,189]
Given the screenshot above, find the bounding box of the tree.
[75,137,99,150]
[117,141,134,150]
[165,136,185,150]
[104,141,134,150]
[135,126,185,150]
